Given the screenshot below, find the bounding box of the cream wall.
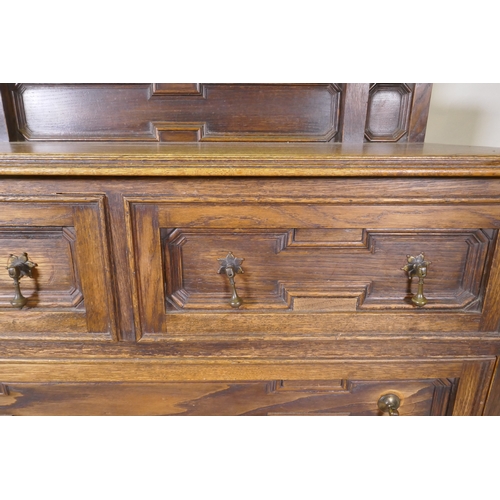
[425,83,500,147]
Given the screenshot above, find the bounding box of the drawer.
[0,379,458,416]
[0,350,494,416]
[0,196,116,340]
[128,199,500,340]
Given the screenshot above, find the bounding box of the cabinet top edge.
[1,142,500,177]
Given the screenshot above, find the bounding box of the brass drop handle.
[6,253,37,309]
[378,393,401,416]
[217,252,244,308]
[402,253,431,307]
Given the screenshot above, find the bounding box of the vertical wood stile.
[408,83,433,142]
[0,86,9,142]
[73,203,114,336]
[480,233,500,332]
[340,84,370,143]
[452,359,495,415]
[131,204,165,337]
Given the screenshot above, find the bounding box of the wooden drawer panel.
[128,200,500,339]
[0,355,494,415]
[0,378,456,416]
[0,196,116,340]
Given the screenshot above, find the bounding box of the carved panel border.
[365,83,413,142]
[0,227,84,309]
[11,83,342,143]
[161,227,494,312]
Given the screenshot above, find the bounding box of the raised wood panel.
[366,83,413,142]
[151,83,203,96]
[129,197,498,338]
[162,228,494,312]
[10,84,342,142]
[0,196,116,340]
[0,378,455,416]
[5,84,433,144]
[0,228,83,308]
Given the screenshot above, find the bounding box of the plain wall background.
[426,83,500,147]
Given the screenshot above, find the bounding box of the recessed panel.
[163,228,494,312]
[0,196,115,339]
[0,228,82,308]
[12,84,341,142]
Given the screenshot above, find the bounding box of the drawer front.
[0,358,493,415]
[128,200,500,339]
[0,379,457,416]
[0,196,116,340]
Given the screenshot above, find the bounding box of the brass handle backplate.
[378,393,401,416]
[6,253,37,309]
[217,252,244,308]
[402,253,431,307]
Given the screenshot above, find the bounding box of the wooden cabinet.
[0,143,499,415]
[0,83,499,415]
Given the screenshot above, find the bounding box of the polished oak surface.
[0,142,499,176]
[1,83,432,144]
[0,83,499,415]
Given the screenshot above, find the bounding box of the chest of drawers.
[0,142,499,415]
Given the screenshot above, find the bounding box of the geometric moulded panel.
[365,83,413,142]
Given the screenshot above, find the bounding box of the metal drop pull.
[378,393,401,416]
[217,252,244,308]
[402,253,431,307]
[6,253,37,309]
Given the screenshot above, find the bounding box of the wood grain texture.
[0,378,454,416]
[0,358,484,382]
[484,357,500,415]
[130,204,165,336]
[0,228,82,308]
[480,231,500,332]
[153,203,500,229]
[6,83,433,145]
[452,359,495,415]
[9,84,342,142]
[340,83,369,143]
[0,195,115,340]
[0,84,19,141]
[0,336,499,360]
[366,83,413,142]
[1,100,500,414]
[160,228,491,311]
[73,202,116,337]
[408,83,433,142]
[1,142,500,177]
